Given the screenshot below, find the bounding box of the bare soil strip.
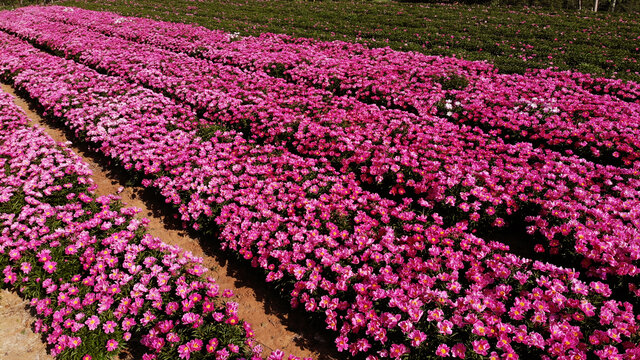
[1,83,339,360]
[0,289,53,360]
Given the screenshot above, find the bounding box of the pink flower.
[68,337,82,348]
[2,267,16,285]
[389,344,408,358]
[165,302,179,315]
[452,343,466,358]
[267,350,284,360]
[472,339,489,356]
[437,320,454,335]
[122,317,136,331]
[436,344,450,357]
[206,338,218,353]
[43,261,57,274]
[85,315,100,330]
[140,310,156,325]
[335,335,349,352]
[106,339,118,351]
[410,330,426,347]
[356,338,371,352]
[225,315,238,326]
[187,339,203,352]
[166,332,180,343]
[216,348,231,360]
[103,321,116,334]
[178,344,191,359]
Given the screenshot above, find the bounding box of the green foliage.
[432,74,469,90]
[0,188,25,214]
[195,123,231,142]
[0,0,52,9]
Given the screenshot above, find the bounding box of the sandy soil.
[0,289,54,360]
[1,83,340,360]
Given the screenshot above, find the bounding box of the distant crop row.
[56,0,640,83]
[30,6,640,167]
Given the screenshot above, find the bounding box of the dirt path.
[1,83,339,360]
[0,289,53,360]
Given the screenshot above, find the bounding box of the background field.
[2,0,635,82]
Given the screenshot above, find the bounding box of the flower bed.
[1,16,639,288]
[438,68,640,167]
[14,6,640,166]
[0,89,268,360]
[0,28,638,360]
[16,5,480,113]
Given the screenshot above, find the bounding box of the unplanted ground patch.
[0,289,53,360]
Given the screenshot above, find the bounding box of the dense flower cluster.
[0,91,267,359]
[0,6,639,360]
[2,9,640,287]
[17,6,640,165]
[439,69,640,167]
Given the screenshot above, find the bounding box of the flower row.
[17,5,483,115]
[0,29,639,359]
[1,15,639,291]
[0,89,269,360]
[439,68,640,166]
[20,6,640,167]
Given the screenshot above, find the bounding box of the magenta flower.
[106,339,118,351]
[103,321,116,334]
[166,332,180,343]
[178,344,191,359]
[267,349,284,360]
[43,260,57,274]
[187,339,203,352]
[389,344,408,358]
[2,267,16,285]
[436,344,450,357]
[122,317,136,331]
[452,343,466,358]
[335,335,349,352]
[207,338,219,353]
[472,339,489,356]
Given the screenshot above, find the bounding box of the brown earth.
[1,83,340,360]
[0,289,54,360]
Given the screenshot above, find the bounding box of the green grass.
[0,0,51,9]
[49,0,640,82]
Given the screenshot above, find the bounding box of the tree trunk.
[611,0,617,11]
[578,0,582,10]
[593,0,599,11]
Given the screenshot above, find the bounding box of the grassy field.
[14,0,628,82]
